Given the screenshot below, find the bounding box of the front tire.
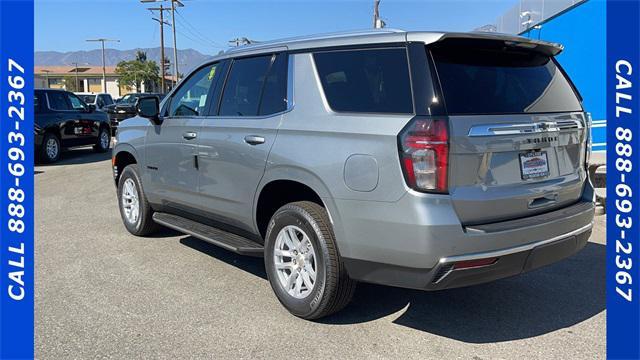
[94,127,111,153]
[40,133,61,163]
[264,201,356,320]
[117,164,159,236]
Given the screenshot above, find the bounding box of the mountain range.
[35,47,218,75]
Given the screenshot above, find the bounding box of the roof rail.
[225,28,406,54]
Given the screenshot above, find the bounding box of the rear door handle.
[183,131,198,140]
[244,135,265,145]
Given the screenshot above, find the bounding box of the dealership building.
[492,0,605,161]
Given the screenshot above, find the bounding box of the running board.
[152,212,264,257]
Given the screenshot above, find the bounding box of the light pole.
[70,62,80,91]
[86,38,120,93]
[41,70,51,88]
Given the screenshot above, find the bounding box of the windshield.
[79,95,96,103]
[120,94,140,104]
[429,40,582,115]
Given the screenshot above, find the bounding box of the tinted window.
[313,48,413,113]
[66,93,86,110]
[430,41,583,115]
[103,95,113,105]
[259,53,288,115]
[219,55,273,116]
[169,64,218,117]
[47,92,71,111]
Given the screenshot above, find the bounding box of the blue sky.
[35,0,515,55]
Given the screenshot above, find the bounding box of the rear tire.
[264,201,356,320]
[40,133,61,163]
[94,127,110,153]
[117,164,159,236]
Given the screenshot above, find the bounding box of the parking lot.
[35,147,606,359]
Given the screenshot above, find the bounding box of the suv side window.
[103,95,114,105]
[66,93,87,111]
[169,63,219,117]
[313,48,413,114]
[259,53,288,115]
[219,55,273,117]
[47,91,71,111]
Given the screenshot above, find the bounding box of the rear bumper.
[424,223,591,290]
[335,188,595,290]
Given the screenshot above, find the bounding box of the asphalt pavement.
[35,147,606,359]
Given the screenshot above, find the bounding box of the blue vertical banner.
[607,0,640,359]
[0,0,35,359]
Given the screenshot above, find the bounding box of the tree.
[115,51,160,93]
[135,51,147,62]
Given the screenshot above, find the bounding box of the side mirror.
[136,96,162,125]
[86,104,96,113]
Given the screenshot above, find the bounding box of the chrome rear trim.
[468,120,583,137]
[438,222,593,264]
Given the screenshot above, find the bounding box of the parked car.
[112,30,595,319]
[76,92,114,111]
[104,93,164,133]
[35,89,111,163]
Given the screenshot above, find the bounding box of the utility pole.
[170,0,184,83]
[372,0,385,29]
[147,5,171,93]
[141,0,183,86]
[86,38,120,93]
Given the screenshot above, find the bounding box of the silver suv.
[113,30,595,319]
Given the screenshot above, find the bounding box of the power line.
[174,9,225,48]
[174,23,220,51]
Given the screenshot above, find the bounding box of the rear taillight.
[399,117,449,193]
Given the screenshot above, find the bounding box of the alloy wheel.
[121,178,140,224]
[46,137,59,160]
[100,130,109,149]
[273,225,318,299]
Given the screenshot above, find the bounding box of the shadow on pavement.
[179,236,267,280]
[322,242,605,343]
[36,147,112,166]
[178,234,604,343]
[147,228,183,239]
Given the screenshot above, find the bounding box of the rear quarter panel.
[262,53,413,253]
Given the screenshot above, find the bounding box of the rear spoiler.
[429,32,564,57]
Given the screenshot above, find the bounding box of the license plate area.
[519,151,549,180]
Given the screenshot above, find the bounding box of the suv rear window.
[313,48,413,114]
[430,41,582,115]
